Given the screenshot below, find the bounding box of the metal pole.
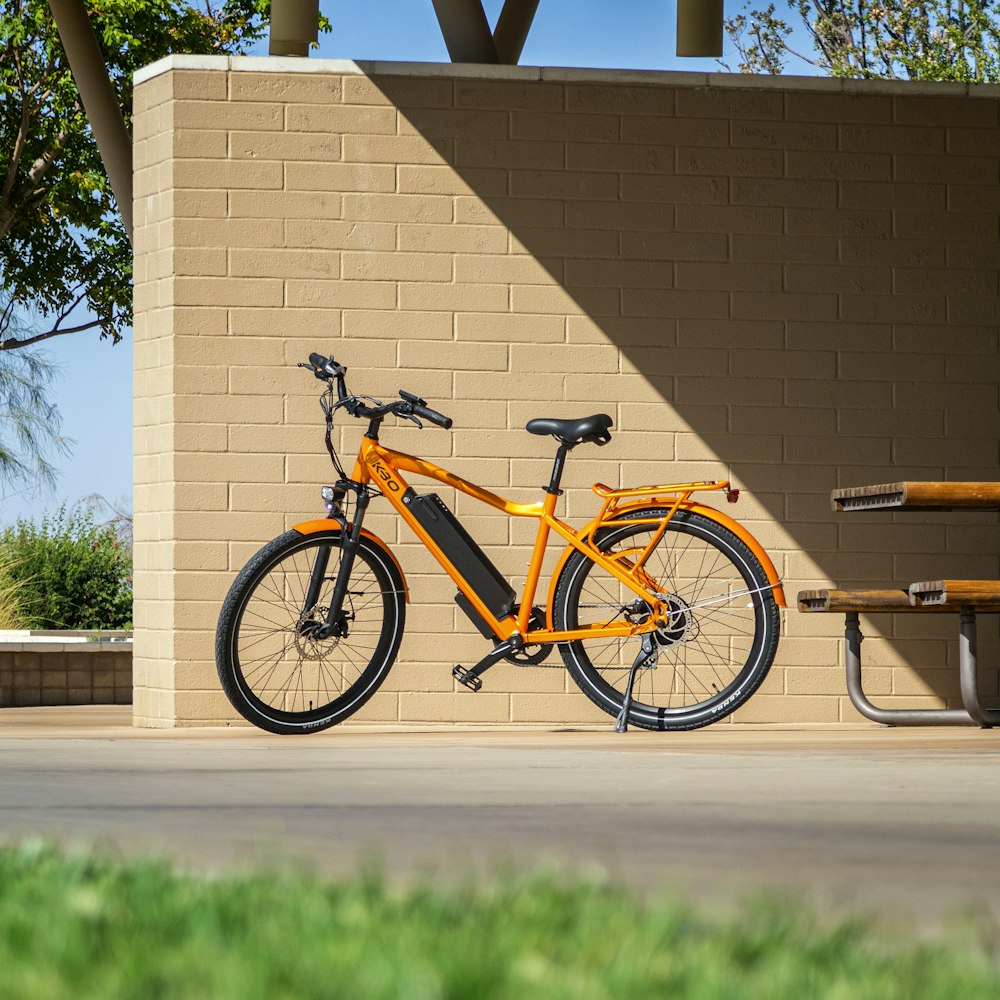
[843,612,974,725]
[493,0,541,64]
[958,607,1000,727]
[676,0,724,57]
[269,0,319,57]
[430,0,499,63]
[47,0,132,243]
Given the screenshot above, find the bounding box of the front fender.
[545,501,786,625]
[290,519,409,603]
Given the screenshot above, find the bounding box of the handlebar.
[307,353,346,379]
[399,390,453,429]
[299,354,453,430]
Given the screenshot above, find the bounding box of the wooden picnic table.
[801,480,1000,727]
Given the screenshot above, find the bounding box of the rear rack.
[592,479,728,500]
[587,480,739,557]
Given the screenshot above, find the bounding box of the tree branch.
[22,131,69,193]
[0,128,71,241]
[2,44,32,216]
[0,296,15,334]
[784,41,823,66]
[0,319,102,352]
[48,288,88,333]
[0,285,98,350]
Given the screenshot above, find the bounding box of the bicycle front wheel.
[552,507,779,731]
[215,528,406,734]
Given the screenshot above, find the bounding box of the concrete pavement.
[3,706,1000,927]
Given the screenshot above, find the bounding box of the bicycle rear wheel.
[552,507,779,730]
[215,528,406,734]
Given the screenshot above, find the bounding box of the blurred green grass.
[1,842,998,999]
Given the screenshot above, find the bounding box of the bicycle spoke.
[223,533,402,726]
[557,511,777,728]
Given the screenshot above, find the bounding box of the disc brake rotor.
[294,608,338,659]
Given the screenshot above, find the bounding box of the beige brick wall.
[132,57,999,727]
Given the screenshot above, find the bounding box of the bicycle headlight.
[321,484,347,515]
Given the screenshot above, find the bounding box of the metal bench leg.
[958,607,1000,728]
[844,611,976,726]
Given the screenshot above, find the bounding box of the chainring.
[504,606,555,666]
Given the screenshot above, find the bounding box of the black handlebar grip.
[413,403,453,429]
[306,353,347,379]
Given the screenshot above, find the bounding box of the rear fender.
[545,500,786,626]
[290,519,409,603]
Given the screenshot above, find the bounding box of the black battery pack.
[405,490,516,622]
[454,591,497,639]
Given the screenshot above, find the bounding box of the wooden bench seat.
[831,481,1000,512]
[799,589,943,613]
[909,580,1000,610]
[796,582,1000,728]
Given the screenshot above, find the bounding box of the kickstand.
[614,632,657,733]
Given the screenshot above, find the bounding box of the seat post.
[546,442,571,495]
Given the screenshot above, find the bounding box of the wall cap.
[133,53,1000,97]
[0,629,133,652]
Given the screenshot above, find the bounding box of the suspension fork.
[302,546,332,618]
[311,490,371,640]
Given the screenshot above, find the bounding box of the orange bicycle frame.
[321,438,786,647]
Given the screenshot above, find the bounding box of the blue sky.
[1,0,815,526]
[314,0,700,69]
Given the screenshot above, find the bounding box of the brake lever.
[397,411,424,430]
[298,361,331,382]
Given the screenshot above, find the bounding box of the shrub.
[0,503,132,630]
[0,549,30,629]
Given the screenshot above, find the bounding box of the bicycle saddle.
[525,413,613,446]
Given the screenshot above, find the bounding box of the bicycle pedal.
[452,665,483,692]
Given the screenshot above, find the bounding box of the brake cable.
[321,390,348,480]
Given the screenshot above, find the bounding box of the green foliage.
[0,548,30,629]
[0,1,329,352]
[2,844,1000,999]
[0,502,131,630]
[725,0,1000,80]
[0,341,69,491]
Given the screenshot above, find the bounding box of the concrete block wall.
[132,56,999,727]
[0,637,132,707]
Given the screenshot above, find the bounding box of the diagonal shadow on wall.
[359,72,1000,709]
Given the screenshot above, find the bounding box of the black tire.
[552,507,779,731]
[215,529,405,734]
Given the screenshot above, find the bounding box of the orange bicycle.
[216,354,786,734]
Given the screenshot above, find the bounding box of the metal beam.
[676,0,724,57]
[492,0,541,65]
[431,0,499,63]
[47,0,132,243]
[269,0,319,57]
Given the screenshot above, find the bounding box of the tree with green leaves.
[0,0,281,354]
[0,2,332,496]
[725,0,1000,80]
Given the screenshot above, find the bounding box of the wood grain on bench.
[831,481,1000,513]
[909,580,1000,609]
[797,588,936,613]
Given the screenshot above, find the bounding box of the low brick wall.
[0,633,133,708]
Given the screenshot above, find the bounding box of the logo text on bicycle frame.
[371,459,401,493]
